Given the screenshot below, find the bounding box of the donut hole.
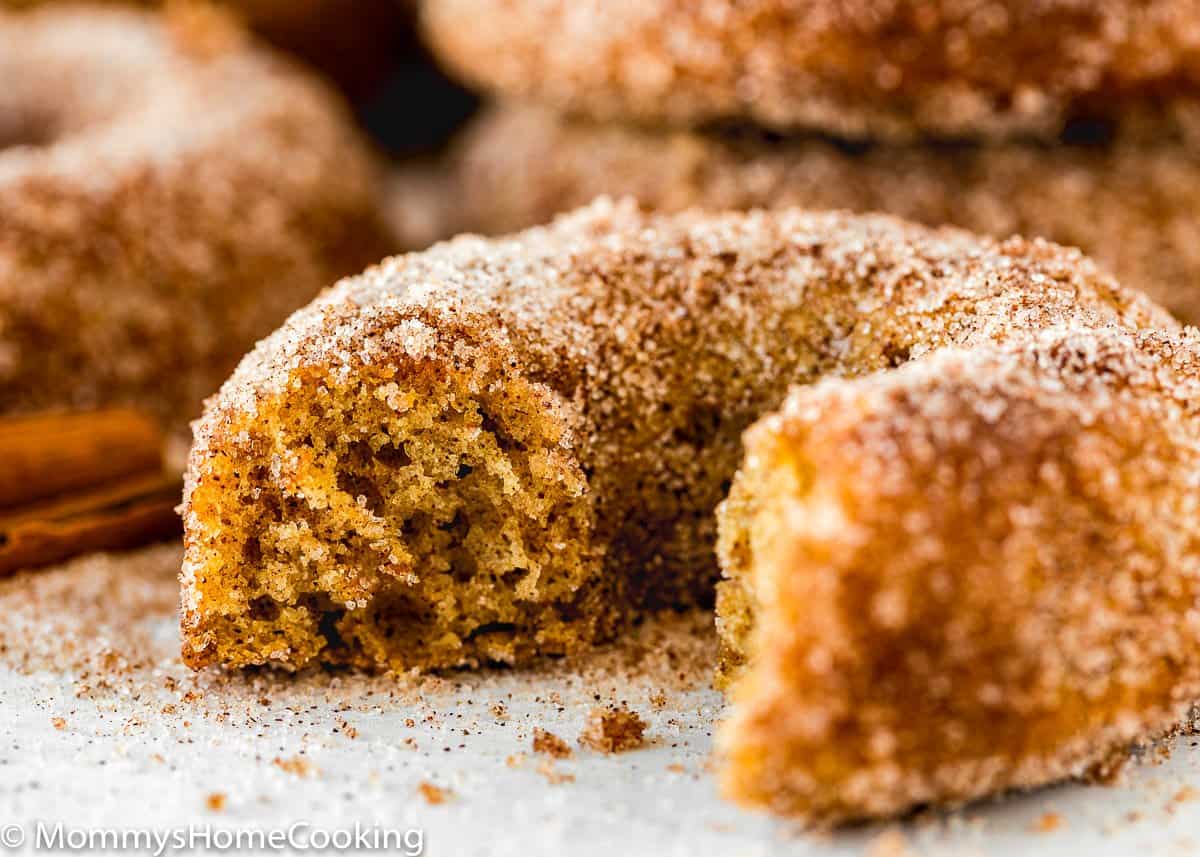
[186,364,599,671]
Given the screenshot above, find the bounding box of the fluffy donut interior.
[713,435,809,691]
[184,365,598,671]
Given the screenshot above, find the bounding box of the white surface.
[1,545,1199,856]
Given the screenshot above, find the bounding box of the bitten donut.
[0,5,394,426]
[422,0,1200,140]
[180,199,1169,677]
[453,105,1200,322]
[716,327,1200,822]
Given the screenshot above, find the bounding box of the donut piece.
[715,327,1200,822]
[0,6,394,426]
[180,199,1170,673]
[453,105,1200,323]
[421,0,1200,141]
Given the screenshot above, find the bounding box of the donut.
[179,198,1169,677]
[452,105,1200,322]
[715,327,1200,822]
[421,0,1200,140]
[0,5,394,426]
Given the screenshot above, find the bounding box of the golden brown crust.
[0,5,394,427]
[422,0,1200,140]
[715,327,1200,823]
[452,105,1200,322]
[181,199,1170,676]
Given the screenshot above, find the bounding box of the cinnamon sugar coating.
[421,0,1200,141]
[181,199,1169,677]
[452,105,1200,322]
[0,6,393,426]
[716,327,1200,823]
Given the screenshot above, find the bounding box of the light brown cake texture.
[452,105,1200,323]
[0,5,394,427]
[421,0,1200,141]
[715,327,1200,823]
[180,199,1170,677]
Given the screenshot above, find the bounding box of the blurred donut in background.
[422,0,1200,142]
[450,104,1200,323]
[0,4,396,426]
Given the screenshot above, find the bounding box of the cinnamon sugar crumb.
[417,781,451,805]
[579,705,647,754]
[1032,812,1064,833]
[536,761,574,785]
[51,717,66,730]
[866,828,914,857]
[532,728,573,759]
[273,756,315,777]
[205,793,227,813]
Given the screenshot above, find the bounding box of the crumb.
[402,737,418,750]
[161,704,177,715]
[205,793,226,813]
[648,690,667,710]
[1032,812,1064,833]
[532,728,573,759]
[337,719,358,739]
[506,753,526,768]
[490,702,508,719]
[866,828,913,857]
[418,781,451,805]
[273,756,315,777]
[51,717,66,730]
[405,718,416,728]
[536,760,575,785]
[579,705,647,753]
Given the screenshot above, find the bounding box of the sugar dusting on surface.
[4,544,1200,853]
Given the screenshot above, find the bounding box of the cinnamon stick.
[0,409,182,576]
[0,409,163,509]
